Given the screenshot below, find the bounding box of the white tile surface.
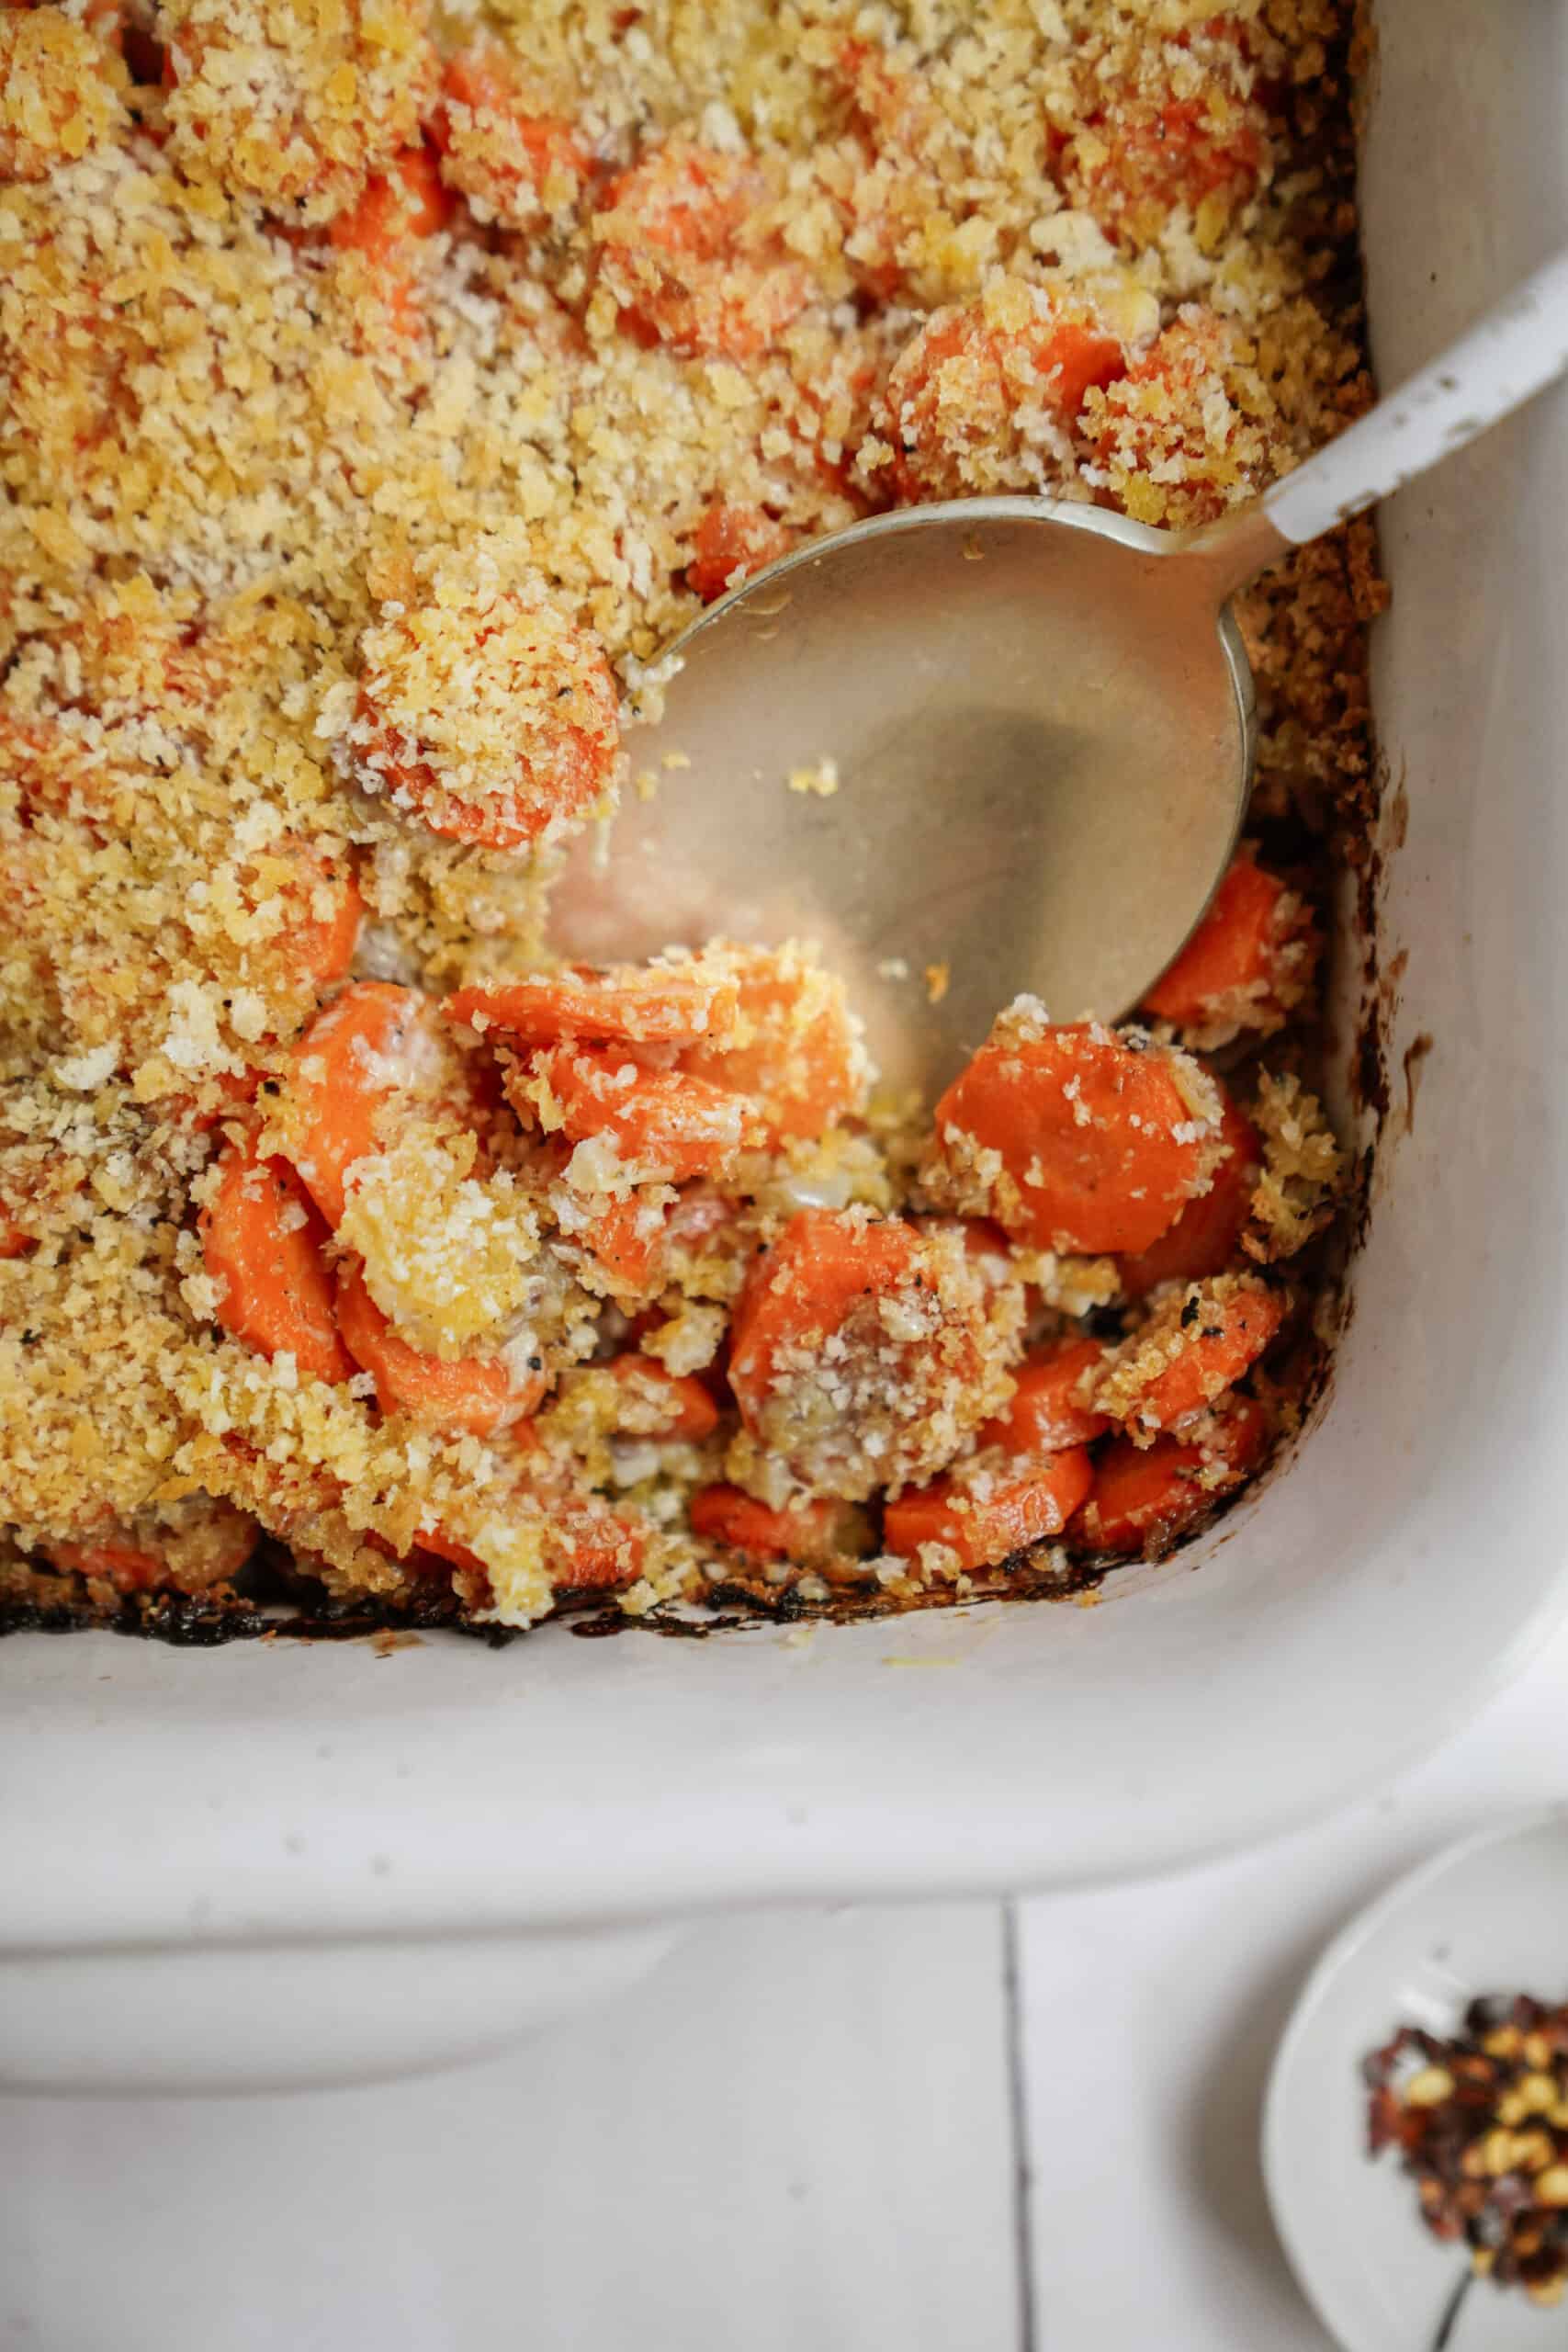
[1,1904,1020,2352]
[1017,1609,1568,2350]
[9,1615,1568,2352]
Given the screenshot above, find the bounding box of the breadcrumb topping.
[0,0,1375,1637]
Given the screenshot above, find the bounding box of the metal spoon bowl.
[554,252,1568,1100]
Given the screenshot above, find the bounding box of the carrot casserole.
[0,0,1382,1640]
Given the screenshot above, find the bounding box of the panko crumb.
[1245,1070,1347,1261]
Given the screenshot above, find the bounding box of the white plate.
[1265,1811,1568,2352]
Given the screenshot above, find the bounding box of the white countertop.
[8,1611,1568,2352]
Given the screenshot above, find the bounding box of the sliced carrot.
[199,1137,354,1386]
[527,1044,754,1182]
[548,1502,647,1589]
[676,944,864,1145]
[884,288,1125,499]
[1111,1278,1284,1436]
[1072,1396,1269,1555]
[603,1352,720,1441]
[582,1191,670,1297]
[418,1500,644,1592]
[884,1446,1093,1572]
[978,1336,1111,1453]
[434,45,591,229]
[594,140,812,359]
[688,1484,864,1564]
[335,1258,543,1437]
[354,589,620,854]
[327,143,451,337]
[728,1206,921,1422]
[446,961,739,1050]
[592,1183,738,1297]
[400,1525,482,1577]
[687,501,795,603]
[1066,72,1264,251]
[932,1019,1213,1255]
[44,1506,258,1593]
[1119,1091,1261,1298]
[269,836,363,993]
[43,1539,166,1591]
[1142,851,1304,1030]
[330,142,453,258]
[726,1208,997,1498]
[281,980,437,1227]
[167,1064,265,1137]
[1088,306,1272,530]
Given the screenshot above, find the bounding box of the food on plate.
[1366,1995,1568,2309]
[0,1,1375,1642]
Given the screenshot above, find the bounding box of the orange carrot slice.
[728,1206,921,1424]
[933,1019,1213,1255]
[676,944,864,1144]
[1119,1091,1261,1297]
[434,45,591,229]
[1112,1278,1284,1436]
[419,1502,645,1592]
[547,1503,647,1589]
[1073,1396,1269,1554]
[1141,852,1304,1030]
[336,1258,543,1436]
[603,1352,720,1441]
[446,961,739,1049]
[687,502,795,603]
[728,1208,999,1498]
[282,980,437,1227]
[168,1064,265,1138]
[330,142,453,258]
[43,1538,167,1591]
[1063,51,1265,253]
[528,1044,754,1181]
[269,836,363,993]
[199,1137,354,1386]
[884,1446,1093,1571]
[580,1191,670,1297]
[885,288,1124,499]
[688,1484,862,1564]
[44,1508,258,1593]
[978,1336,1111,1453]
[327,145,449,335]
[353,589,620,854]
[1088,307,1271,529]
[594,140,812,359]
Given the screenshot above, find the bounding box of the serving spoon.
[554,249,1568,1099]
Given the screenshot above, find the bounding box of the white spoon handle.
[1265,244,1568,543]
[1189,245,1568,596]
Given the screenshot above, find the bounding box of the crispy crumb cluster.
[0,0,1374,1641]
[346,556,622,851]
[0,8,128,182]
[163,0,437,224]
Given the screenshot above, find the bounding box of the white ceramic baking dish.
[3,0,1565,2094]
